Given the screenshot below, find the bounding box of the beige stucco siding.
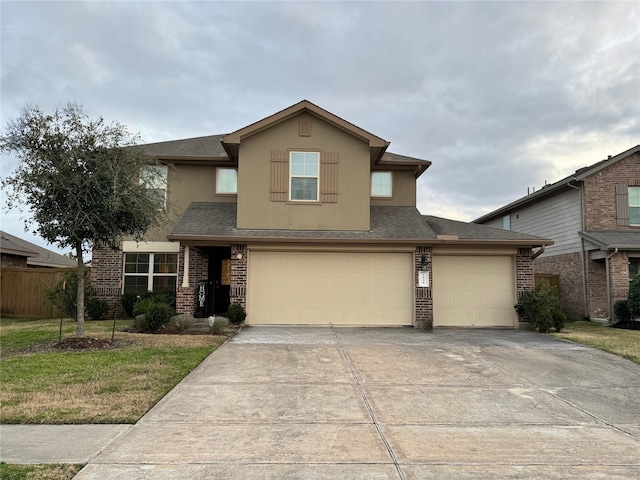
[370,169,417,207]
[237,112,371,231]
[143,164,235,241]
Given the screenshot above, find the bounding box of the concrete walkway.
[2,327,639,478]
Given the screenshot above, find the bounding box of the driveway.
[76,327,640,479]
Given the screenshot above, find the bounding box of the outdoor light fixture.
[420,255,430,271]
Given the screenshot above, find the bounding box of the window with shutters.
[629,187,640,225]
[290,152,319,202]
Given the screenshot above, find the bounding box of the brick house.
[0,230,76,269]
[474,145,640,322]
[92,100,550,329]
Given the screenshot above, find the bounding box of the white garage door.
[247,251,413,325]
[433,255,516,327]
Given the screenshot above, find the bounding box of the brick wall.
[534,252,585,321]
[610,251,630,314]
[91,247,124,317]
[175,246,209,316]
[583,151,640,230]
[1,253,28,268]
[230,244,247,308]
[516,248,535,324]
[586,256,608,319]
[415,246,433,330]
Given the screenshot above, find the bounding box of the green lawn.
[0,462,81,480]
[0,317,227,424]
[550,320,640,364]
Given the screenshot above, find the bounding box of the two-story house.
[474,145,640,322]
[92,100,550,329]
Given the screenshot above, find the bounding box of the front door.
[207,247,231,316]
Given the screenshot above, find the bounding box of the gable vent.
[299,120,311,137]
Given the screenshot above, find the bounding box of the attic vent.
[299,120,311,137]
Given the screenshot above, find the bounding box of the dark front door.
[208,247,231,316]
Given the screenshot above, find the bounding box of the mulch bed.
[54,337,123,351]
[610,320,640,330]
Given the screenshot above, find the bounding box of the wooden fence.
[0,267,69,318]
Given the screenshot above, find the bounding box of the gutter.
[531,245,545,260]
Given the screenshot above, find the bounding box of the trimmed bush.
[515,283,566,333]
[614,299,632,322]
[121,293,139,318]
[145,303,174,332]
[87,297,109,320]
[226,303,247,325]
[628,275,640,318]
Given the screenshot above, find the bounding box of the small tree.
[1,103,168,337]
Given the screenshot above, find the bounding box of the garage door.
[433,255,516,327]
[247,251,413,325]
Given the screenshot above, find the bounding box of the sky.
[1,0,639,256]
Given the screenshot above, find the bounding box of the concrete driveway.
[75,327,639,479]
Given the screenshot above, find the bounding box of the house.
[91,100,550,329]
[474,145,640,322]
[0,230,76,269]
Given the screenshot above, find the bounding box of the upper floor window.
[629,187,640,225]
[290,152,319,201]
[371,171,392,197]
[216,168,237,194]
[502,214,511,230]
[123,252,178,294]
[140,165,168,209]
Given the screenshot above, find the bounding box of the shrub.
[226,303,247,325]
[87,297,109,320]
[168,315,194,333]
[614,299,632,322]
[133,297,156,318]
[45,267,93,320]
[627,275,640,318]
[121,293,139,318]
[515,283,566,333]
[145,303,174,332]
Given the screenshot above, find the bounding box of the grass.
[550,320,640,364]
[0,317,227,424]
[0,462,82,480]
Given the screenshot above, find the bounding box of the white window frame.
[502,214,511,230]
[140,165,168,209]
[216,168,237,194]
[289,151,319,202]
[629,186,640,225]
[371,171,392,197]
[122,252,178,294]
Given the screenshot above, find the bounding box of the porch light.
[420,255,430,272]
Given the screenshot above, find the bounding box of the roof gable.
[222,100,390,163]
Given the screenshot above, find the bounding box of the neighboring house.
[474,145,640,322]
[0,230,76,269]
[92,100,550,329]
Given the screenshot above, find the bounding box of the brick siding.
[534,252,585,321]
[91,247,125,317]
[175,246,209,316]
[516,248,535,325]
[415,246,433,330]
[230,244,247,308]
[1,253,28,268]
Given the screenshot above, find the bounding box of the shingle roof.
[424,216,552,243]
[474,144,640,223]
[0,231,76,268]
[580,230,640,250]
[169,203,435,242]
[141,135,228,158]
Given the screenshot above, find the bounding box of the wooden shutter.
[616,184,629,226]
[270,150,288,202]
[320,152,338,203]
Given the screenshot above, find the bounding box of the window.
[371,171,392,197]
[216,168,237,194]
[630,258,640,281]
[141,165,168,209]
[290,152,319,201]
[123,252,178,294]
[629,187,640,225]
[502,214,511,230]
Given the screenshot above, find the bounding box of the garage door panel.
[248,251,413,325]
[433,256,516,327]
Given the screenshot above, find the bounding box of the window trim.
[371,171,393,198]
[629,186,640,226]
[122,252,179,294]
[289,151,320,202]
[216,167,238,195]
[502,214,511,230]
[140,165,168,209]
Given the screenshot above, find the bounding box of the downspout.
[605,247,619,323]
[567,180,588,319]
[532,245,545,260]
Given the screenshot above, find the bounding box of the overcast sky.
[1,0,639,256]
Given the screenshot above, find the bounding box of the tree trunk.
[76,242,85,338]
